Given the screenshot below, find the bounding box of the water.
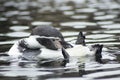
[0,0,120,80]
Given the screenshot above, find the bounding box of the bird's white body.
[37,48,63,59]
[66,45,94,57]
[66,45,96,66]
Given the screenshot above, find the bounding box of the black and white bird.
[8,35,69,66]
[7,33,103,67]
[6,26,103,67]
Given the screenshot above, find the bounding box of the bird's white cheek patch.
[53,40,62,49]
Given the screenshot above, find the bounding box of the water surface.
[0,0,120,80]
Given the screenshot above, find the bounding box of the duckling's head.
[31,25,73,49]
[19,36,62,50]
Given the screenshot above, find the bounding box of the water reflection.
[31,21,52,26]
[94,15,117,20]
[6,32,30,38]
[60,22,96,26]
[10,26,29,31]
[0,67,53,77]
[0,0,120,80]
[101,24,120,29]
[86,34,113,39]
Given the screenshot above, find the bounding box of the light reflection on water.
[0,0,120,80]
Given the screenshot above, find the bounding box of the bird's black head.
[31,25,73,49]
[36,36,62,50]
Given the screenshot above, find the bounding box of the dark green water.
[0,0,120,80]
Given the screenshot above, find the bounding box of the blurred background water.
[0,0,120,80]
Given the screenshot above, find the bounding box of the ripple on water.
[76,8,97,13]
[101,24,120,29]
[3,1,17,7]
[31,21,52,26]
[62,31,79,37]
[84,69,120,78]
[94,15,117,20]
[73,25,86,29]
[4,11,19,17]
[60,22,96,26]
[59,6,73,11]
[19,11,30,16]
[86,38,116,43]
[86,64,120,71]
[0,17,9,25]
[64,37,76,43]
[86,34,114,39]
[47,78,90,80]
[0,69,52,77]
[71,15,88,19]
[97,21,114,25]
[17,16,33,20]
[103,30,120,34]
[108,3,120,9]
[63,11,75,15]
[94,12,105,16]
[0,17,7,22]
[10,26,29,31]
[0,40,18,45]
[6,32,30,37]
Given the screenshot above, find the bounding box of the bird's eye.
[52,39,55,41]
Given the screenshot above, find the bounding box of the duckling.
[67,31,103,64]
[31,25,73,49]
[65,44,103,64]
[79,31,103,63]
